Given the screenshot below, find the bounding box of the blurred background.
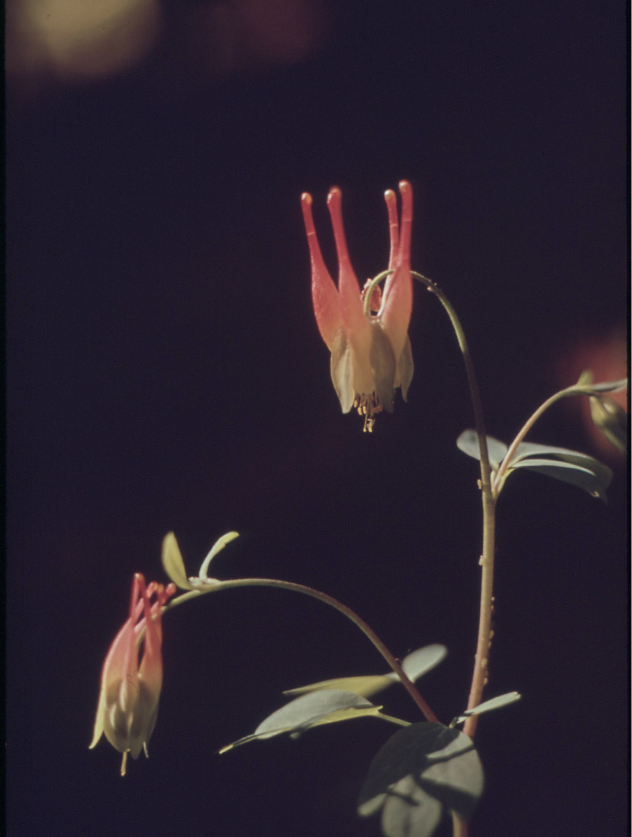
[7,1,627,836]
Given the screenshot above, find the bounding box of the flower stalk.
[166,576,438,723]
[161,532,438,722]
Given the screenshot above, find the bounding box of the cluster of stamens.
[354,392,383,432]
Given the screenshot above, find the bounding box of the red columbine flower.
[89,574,176,775]
[301,181,414,431]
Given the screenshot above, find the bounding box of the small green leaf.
[508,457,610,502]
[452,691,521,725]
[456,430,508,470]
[198,531,240,580]
[400,645,448,681]
[219,690,384,753]
[284,675,395,698]
[358,722,484,835]
[161,532,195,590]
[284,645,448,698]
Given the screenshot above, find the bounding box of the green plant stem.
[165,576,439,723]
[411,272,493,496]
[463,491,496,739]
[452,812,469,837]
[493,384,589,494]
[411,274,496,741]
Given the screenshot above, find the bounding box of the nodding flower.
[89,574,176,775]
[301,181,414,431]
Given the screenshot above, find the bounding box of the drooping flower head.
[89,574,176,775]
[301,181,414,431]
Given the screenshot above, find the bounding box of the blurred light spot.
[8,0,161,86]
[197,0,330,76]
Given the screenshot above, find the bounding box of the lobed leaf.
[358,722,484,836]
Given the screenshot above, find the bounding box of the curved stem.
[493,384,588,494]
[411,272,492,494]
[362,268,394,316]
[164,576,438,723]
[411,272,496,738]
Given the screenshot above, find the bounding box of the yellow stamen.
[353,392,383,432]
[121,751,128,777]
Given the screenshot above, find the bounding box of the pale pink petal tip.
[327,186,342,206]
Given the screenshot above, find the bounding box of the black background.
[7,2,627,836]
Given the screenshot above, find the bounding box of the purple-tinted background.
[7,2,627,836]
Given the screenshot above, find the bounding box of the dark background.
[7,1,627,836]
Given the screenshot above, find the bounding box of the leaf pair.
[457,431,613,502]
[219,644,447,752]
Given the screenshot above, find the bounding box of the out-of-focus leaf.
[456,430,508,470]
[452,692,521,725]
[219,690,384,753]
[161,532,195,590]
[358,722,484,835]
[285,645,448,698]
[508,457,610,502]
[577,376,628,394]
[590,396,628,453]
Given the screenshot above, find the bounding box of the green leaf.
[219,690,384,753]
[508,457,611,502]
[378,775,442,837]
[358,722,484,835]
[576,375,628,394]
[590,396,628,453]
[452,691,521,725]
[400,645,448,681]
[509,440,610,469]
[284,644,448,698]
[284,675,396,698]
[161,532,195,590]
[504,442,613,501]
[198,531,240,579]
[456,430,508,470]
